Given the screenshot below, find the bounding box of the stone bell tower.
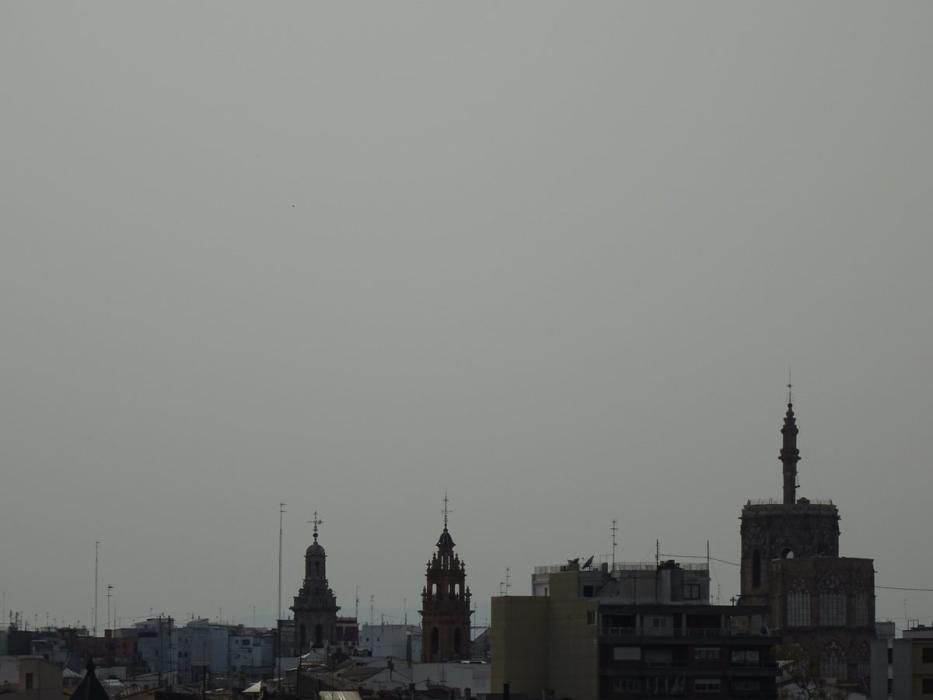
[291,512,339,652]
[740,388,840,605]
[738,386,875,687]
[420,494,472,662]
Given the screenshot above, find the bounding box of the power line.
[877,585,933,593]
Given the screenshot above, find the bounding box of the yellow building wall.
[547,597,599,700]
[491,596,549,696]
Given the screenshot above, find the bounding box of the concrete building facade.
[871,623,933,700]
[0,656,63,700]
[493,562,779,700]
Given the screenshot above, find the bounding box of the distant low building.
[360,623,421,662]
[0,656,63,700]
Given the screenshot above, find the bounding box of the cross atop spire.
[442,491,452,530]
[308,511,323,543]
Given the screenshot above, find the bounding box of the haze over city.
[2,1,932,638]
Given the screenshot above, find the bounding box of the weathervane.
[442,491,452,529]
[308,511,323,543]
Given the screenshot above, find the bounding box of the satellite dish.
[582,555,594,570]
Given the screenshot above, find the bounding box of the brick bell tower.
[420,494,472,662]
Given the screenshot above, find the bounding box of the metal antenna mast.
[94,541,100,637]
[106,585,113,632]
[611,520,618,571]
[277,502,285,684]
[369,595,374,654]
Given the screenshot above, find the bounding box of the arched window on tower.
[299,624,307,651]
[752,550,762,588]
[430,627,439,655]
[453,628,462,655]
[314,624,323,648]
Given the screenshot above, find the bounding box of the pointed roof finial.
[308,511,322,543]
[787,367,793,405]
[442,491,451,530]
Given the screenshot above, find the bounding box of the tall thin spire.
[780,383,800,505]
[442,491,451,530]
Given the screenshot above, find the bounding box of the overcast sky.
[2,2,932,633]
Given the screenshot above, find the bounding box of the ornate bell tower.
[291,512,339,652]
[420,494,472,662]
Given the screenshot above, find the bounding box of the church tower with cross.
[738,384,875,687]
[291,512,339,652]
[420,494,472,662]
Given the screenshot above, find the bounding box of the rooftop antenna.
[611,520,618,571]
[355,586,360,624]
[403,598,408,626]
[369,595,375,654]
[504,568,511,596]
[94,540,100,637]
[277,502,285,685]
[106,585,113,632]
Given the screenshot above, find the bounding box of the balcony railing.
[601,627,774,639]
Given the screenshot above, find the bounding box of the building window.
[694,679,721,693]
[453,628,462,654]
[923,647,933,664]
[694,647,720,661]
[752,550,761,588]
[683,584,701,600]
[922,678,933,694]
[25,674,34,690]
[430,627,439,655]
[787,591,811,627]
[733,680,761,693]
[819,593,847,626]
[731,649,760,666]
[612,678,641,693]
[586,611,596,625]
[612,647,640,661]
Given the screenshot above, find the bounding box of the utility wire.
[660,552,740,567]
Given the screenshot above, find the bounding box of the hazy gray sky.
[2,2,932,631]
